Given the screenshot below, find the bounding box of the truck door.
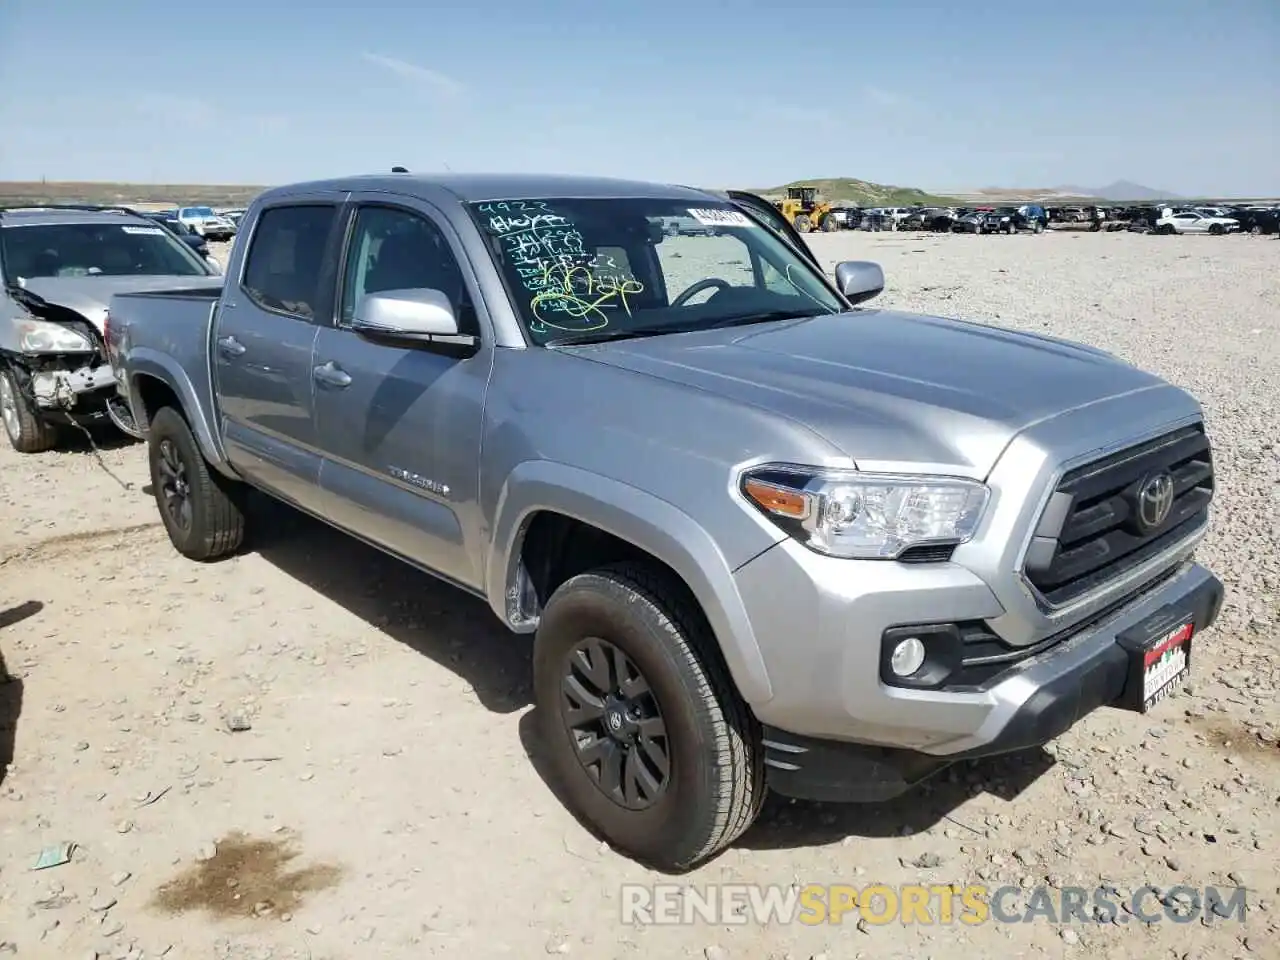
[213,197,343,509]
[310,196,491,590]
[724,190,823,271]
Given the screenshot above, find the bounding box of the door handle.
[313,361,352,389]
[217,335,246,358]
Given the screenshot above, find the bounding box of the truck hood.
[564,309,1167,477]
[16,275,224,333]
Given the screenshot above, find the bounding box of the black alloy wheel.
[156,437,194,534]
[560,635,671,810]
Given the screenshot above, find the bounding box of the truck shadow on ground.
[738,747,1056,850]
[243,495,532,714]
[516,707,1055,868]
[0,601,41,786]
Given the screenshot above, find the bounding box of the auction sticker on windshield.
[688,208,756,228]
[122,226,166,235]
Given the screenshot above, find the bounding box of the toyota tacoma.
[104,173,1223,871]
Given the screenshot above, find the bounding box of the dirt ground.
[1,230,1277,960]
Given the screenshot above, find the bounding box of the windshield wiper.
[545,309,831,346]
[544,326,677,347]
[702,308,831,330]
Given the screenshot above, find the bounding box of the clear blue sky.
[1,0,1276,195]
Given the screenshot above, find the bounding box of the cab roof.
[256,172,722,205]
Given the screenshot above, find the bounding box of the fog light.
[889,637,926,677]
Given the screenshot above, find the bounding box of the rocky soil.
[1,230,1276,960]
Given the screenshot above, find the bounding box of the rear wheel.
[1033,220,1044,234]
[533,563,764,871]
[148,406,245,560]
[821,214,839,232]
[0,367,59,453]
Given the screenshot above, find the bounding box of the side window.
[339,205,478,335]
[241,204,337,320]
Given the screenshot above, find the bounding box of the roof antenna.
[391,165,409,173]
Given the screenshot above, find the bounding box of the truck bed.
[106,282,227,450]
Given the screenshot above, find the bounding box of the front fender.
[488,460,774,706]
[126,348,232,473]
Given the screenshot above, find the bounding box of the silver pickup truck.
[106,173,1223,870]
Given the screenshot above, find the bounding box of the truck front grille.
[1022,424,1214,608]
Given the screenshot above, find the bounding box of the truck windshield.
[467,197,845,346]
[0,222,213,281]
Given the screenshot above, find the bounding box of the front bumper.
[744,556,1221,802]
[30,362,116,411]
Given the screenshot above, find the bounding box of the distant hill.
[751,178,961,206]
[0,180,265,208]
[1054,180,1181,202]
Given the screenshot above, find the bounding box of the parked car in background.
[0,204,222,451]
[104,171,1223,872]
[136,211,222,270]
[952,209,995,233]
[219,208,248,227]
[1154,210,1241,235]
[176,205,237,241]
[1231,207,1280,235]
[824,206,862,230]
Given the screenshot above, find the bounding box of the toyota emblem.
[1136,471,1175,532]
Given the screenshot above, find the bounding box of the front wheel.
[533,563,764,871]
[147,406,246,560]
[1033,220,1044,234]
[0,367,59,453]
[792,214,812,233]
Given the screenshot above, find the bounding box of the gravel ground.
[1,230,1277,960]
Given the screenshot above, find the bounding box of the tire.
[793,214,812,233]
[1033,220,1044,234]
[147,406,245,560]
[0,366,59,453]
[1006,221,1016,235]
[533,562,764,872]
[820,214,839,232]
[1209,224,1223,236]
[1251,225,1262,236]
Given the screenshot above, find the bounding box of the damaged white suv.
[0,205,222,452]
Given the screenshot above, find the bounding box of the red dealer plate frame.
[1116,613,1195,713]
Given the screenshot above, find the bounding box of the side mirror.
[834,260,885,305]
[352,288,475,347]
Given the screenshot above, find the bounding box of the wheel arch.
[125,350,234,475]
[488,460,774,705]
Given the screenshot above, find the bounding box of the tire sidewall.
[148,408,208,553]
[533,574,726,865]
[0,368,24,448]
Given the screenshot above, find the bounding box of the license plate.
[1115,609,1196,713]
[1139,620,1193,711]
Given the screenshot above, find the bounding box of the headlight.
[740,465,989,559]
[13,318,94,353]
